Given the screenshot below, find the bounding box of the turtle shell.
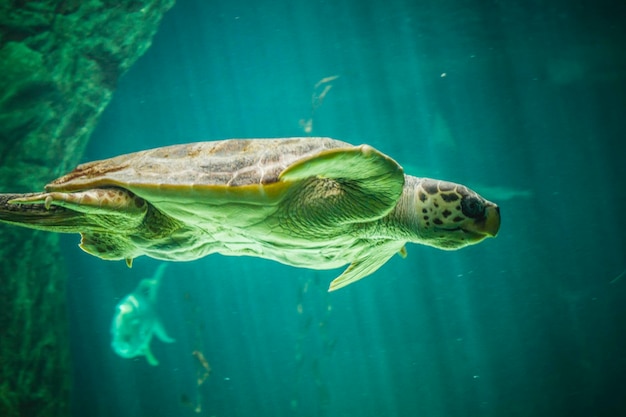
[46,137,404,229]
[48,137,350,196]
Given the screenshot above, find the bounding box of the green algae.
[0,0,175,415]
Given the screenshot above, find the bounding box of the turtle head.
[409,178,500,249]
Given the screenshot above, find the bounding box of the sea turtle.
[0,137,500,291]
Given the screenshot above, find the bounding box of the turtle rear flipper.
[0,188,147,233]
[0,193,90,232]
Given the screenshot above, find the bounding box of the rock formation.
[0,1,175,415]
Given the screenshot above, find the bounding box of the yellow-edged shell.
[45,137,404,229]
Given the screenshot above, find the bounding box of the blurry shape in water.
[299,75,340,134]
[0,138,500,291]
[179,350,213,413]
[432,112,457,149]
[292,273,335,412]
[402,164,532,202]
[470,184,533,201]
[193,350,212,386]
[111,263,174,366]
[609,269,626,285]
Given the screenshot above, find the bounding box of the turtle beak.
[482,204,501,237]
[461,203,500,239]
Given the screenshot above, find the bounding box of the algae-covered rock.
[0,0,175,190]
[0,1,175,416]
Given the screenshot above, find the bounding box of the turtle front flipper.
[328,241,406,291]
[277,145,405,236]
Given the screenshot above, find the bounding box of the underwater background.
[60,0,625,416]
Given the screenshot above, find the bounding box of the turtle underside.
[1,138,414,290]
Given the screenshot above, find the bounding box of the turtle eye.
[461,196,485,219]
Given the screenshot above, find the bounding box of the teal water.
[66,0,626,416]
